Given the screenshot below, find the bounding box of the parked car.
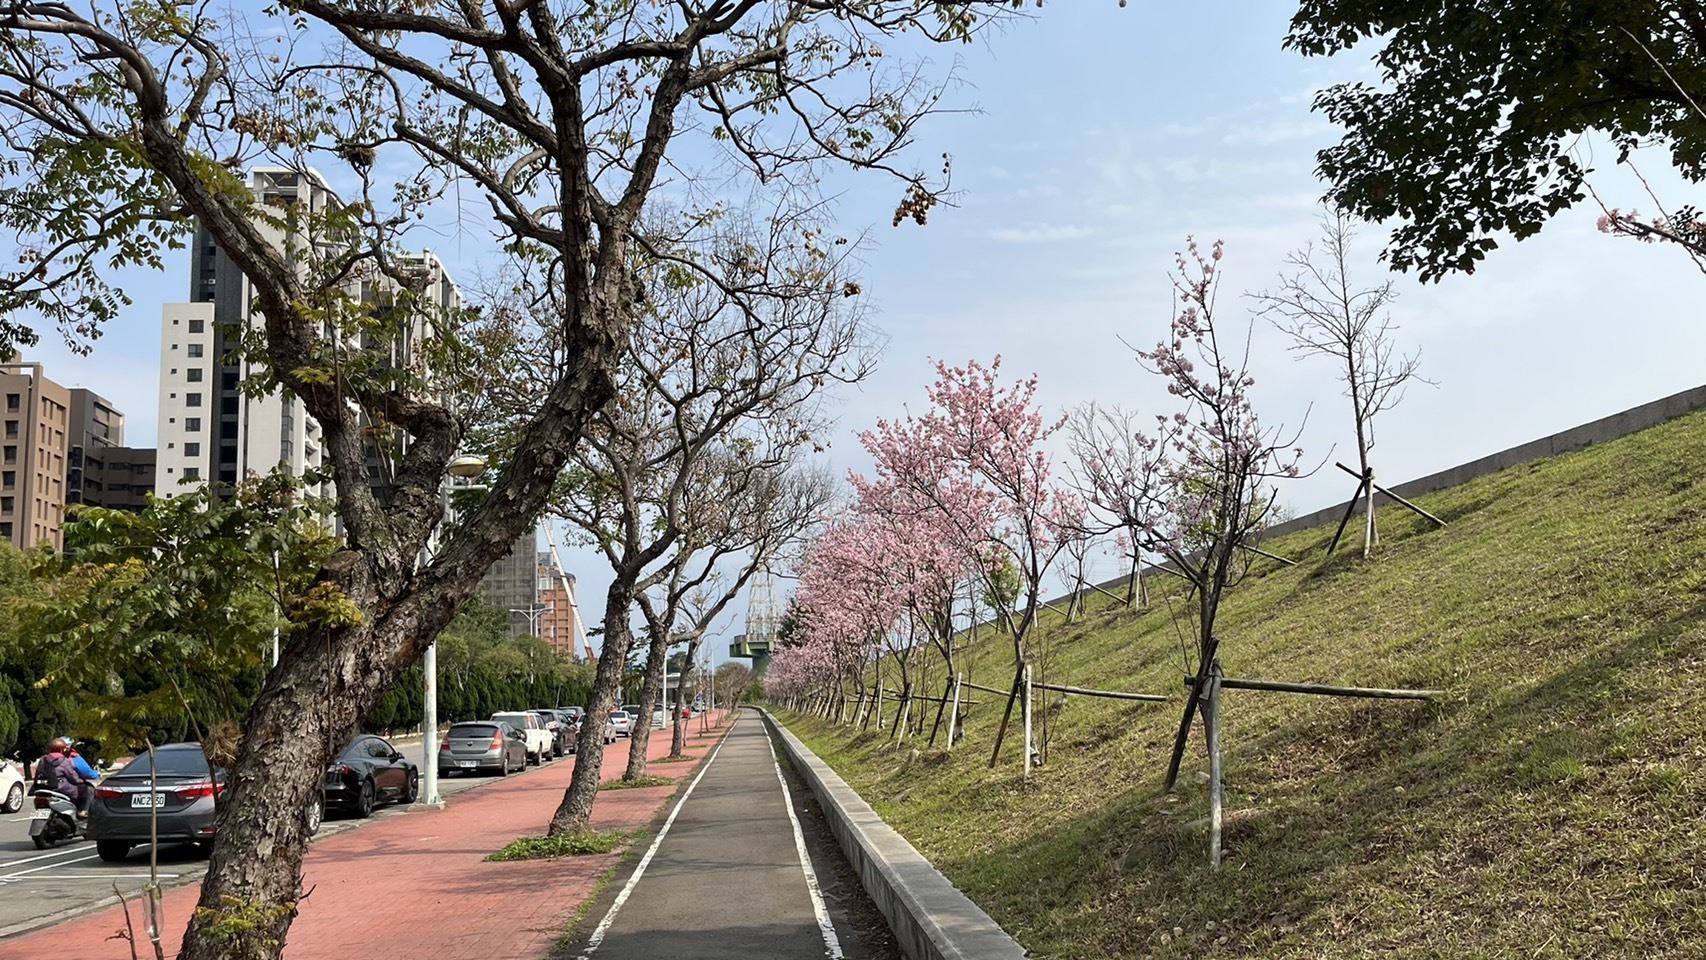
[89,743,317,863]
[651,708,667,729]
[1,757,24,813]
[549,710,581,754]
[532,709,572,758]
[439,721,528,777]
[492,712,553,764]
[325,735,418,818]
[560,706,586,726]
[608,710,634,738]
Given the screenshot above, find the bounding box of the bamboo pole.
[1021,662,1033,782]
[1236,543,1297,566]
[1334,461,1447,527]
[1206,661,1224,871]
[1325,476,1369,555]
[947,673,961,749]
[1187,676,1442,700]
[1163,636,1219,792]
[1028,679,1169,703]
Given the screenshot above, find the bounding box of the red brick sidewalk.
[0,712,733,960]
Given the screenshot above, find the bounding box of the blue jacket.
[70,754,97,780]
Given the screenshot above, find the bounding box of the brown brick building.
[1,358,71,550]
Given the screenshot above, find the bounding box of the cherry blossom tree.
[1129,239,1305,801]
[1067,403,1170,606]
[860,358,1080,767]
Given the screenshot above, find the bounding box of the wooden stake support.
[1183,675,1441,700]
[1325,475,1370,555]
[1334,461,1447,528]
[1205,660,1223,871]
[1237,543,1297,566]
[1029,679,1169,703]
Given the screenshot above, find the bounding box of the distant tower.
[728,566,780,674]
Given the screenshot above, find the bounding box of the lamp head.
[448,454,487,479]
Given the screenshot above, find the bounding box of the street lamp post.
[422,454,488,808]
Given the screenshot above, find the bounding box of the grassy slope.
[780,410,1706,959]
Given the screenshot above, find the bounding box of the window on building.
[188,343,204,358]
[4,394,16,412]
[1,446,13,465]
[2,421,14,439]
[184,442,200,457]
[189,318,205,333]
[186,393,203,407]
[187,368,204,383]
[0,522,10,539]
[185,418,202,432]
[0,496,10,513]
[0,471,11,488]
[171,343,179,350]
[183,467,200,481]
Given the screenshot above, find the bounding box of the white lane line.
[577,729,732,958]
[0,852,99,881]
[764,727,845,959]
[0,845,99,870]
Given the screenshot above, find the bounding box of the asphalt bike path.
[575,712,851,960]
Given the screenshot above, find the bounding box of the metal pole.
[422,639,440,806]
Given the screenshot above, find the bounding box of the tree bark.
[624,629,669,780]
[549,578,638,835]
[670,637,701,758]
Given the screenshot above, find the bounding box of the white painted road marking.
[0,852,100,882]
[765,727,845,959]
[577,734,731,958]
[0,846,100,870]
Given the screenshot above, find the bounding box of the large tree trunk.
[178,538,526,959]
[670,637,701,758]
[549,578,638,835]
[624,629,669,780]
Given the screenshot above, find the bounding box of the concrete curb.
[759,709,1027,960]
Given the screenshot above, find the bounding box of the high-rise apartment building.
[158,168,459,503]
[477,529,543,639]
[66,388,124,509]
[0,358,71,550]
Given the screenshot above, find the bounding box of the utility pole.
[422,454,488,808]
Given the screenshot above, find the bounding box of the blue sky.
[22,2,1706,658]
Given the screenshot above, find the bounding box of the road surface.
[0,733,520,937]
[572,711,898,959]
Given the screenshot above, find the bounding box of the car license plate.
[458,760,477,768]
[130,793,165,808]
[30,808,48,820]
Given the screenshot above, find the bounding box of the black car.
[551,710,581,754]
[323,735,418,818]
[533,709,572,757]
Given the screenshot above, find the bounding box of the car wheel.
[96,840,131,862]
[354,778,376,819]
[2,782,22,814]
[402,771,419,804]
[305,795,324,835]
[498,754,510,777]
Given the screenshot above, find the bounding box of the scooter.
[28,787,84,850]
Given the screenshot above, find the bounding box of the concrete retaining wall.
[1062,382,1706,603]
[1259,382,1706,541]
[761,710,1028,960]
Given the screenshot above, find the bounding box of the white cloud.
[986,224,1094,244]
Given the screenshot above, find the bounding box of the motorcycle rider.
[34,738,93,816]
